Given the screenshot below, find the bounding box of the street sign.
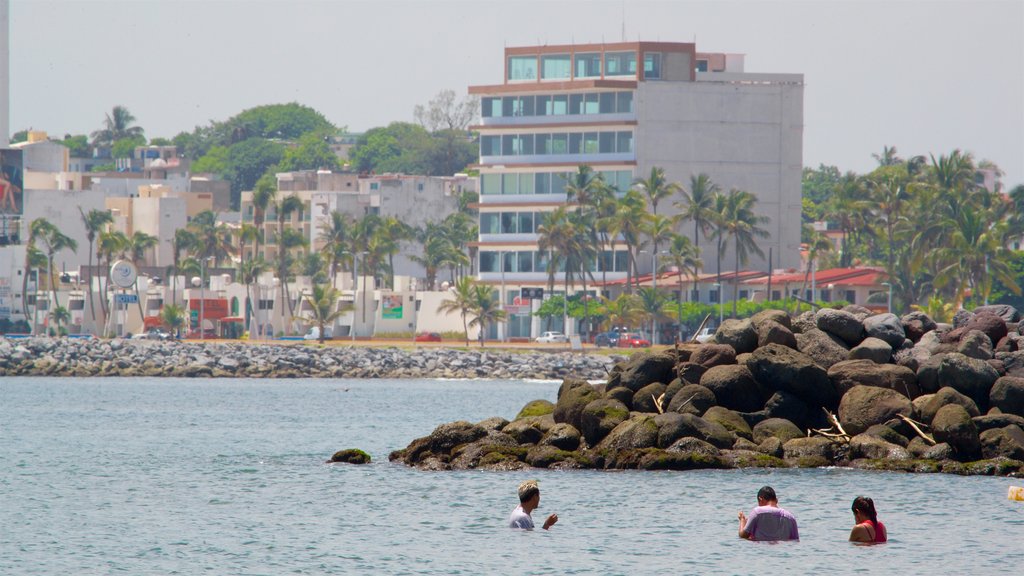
[115,294,139,304]
[521,287,544,300]
[110,260,138,288]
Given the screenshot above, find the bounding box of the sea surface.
[2,376,1022,575]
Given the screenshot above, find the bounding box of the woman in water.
[849,496,886,543]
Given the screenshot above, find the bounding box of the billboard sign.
[0,148,23,215]
[382,294,403,319]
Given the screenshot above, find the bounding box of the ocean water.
[2,376,1022,575]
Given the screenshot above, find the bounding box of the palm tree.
[97,229,128,317]
[633,166,680,216]
[720,188,770,318]
[642,214,677,290]
[797,225,834,313]
[90,105,145,146]
[168,228,196,306]
[665,234,702,340]
[934,208,1019,309]
[22,219,54,320]
[609,189,650,292]
[636,286,669,342]
[298,284,347,344]
[376,216,414,290]
[318,210,351,289]
[468,283,506,347]
[411,223,464,291]
[239,256,270,339]
[126,230,157,320]
[823,172,870,267]
[437,276,478,346]
[676,173,720,252]
[274,227,307,331]
[79,208,113,327]
[872,145,902,167]
[49,305,70,336]
[600,293,641,332]
[36,222,78,312]
[160,303,186,338]
[189,210,235,267]
[251,174,277,260]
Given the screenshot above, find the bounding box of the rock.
[848,337,893,364]
[557,377,591,400]
[654,412,734,449]
[902,311,938,343]
[516,399,554,419]
[449,432,521,469]
[863,313,907,348]
[816,308,865,345]
[838,385,913,436]
[843,304,872,319]
[690,344,737,368]
[703,406,754,440]
[610,351,676,391]
[792,310,817,333]
[502,415,554,445]
[757,320,798,349]
[757,436,786,458]
[863,424,909,447]
[632,383,668,413]
[526,445,580,468]
[667,384,717,416]
[783,436,838,462]
[752,418,804,444]
[604,386,634,409]
[476,416,510,431]
[973,304,1021,323]
[849,434,911,460]
[675,362,708,385]
[828,359,921,399]
[665,436,722,457]
[699,364,763,412]
[715,318,758,353]
[932,404,982,459]
[796,328,850,369]
[747,344,838,409]
[973,413,1024,433]
[937,353,1000,412]
[959,313,1009,348]
[763,391,811,428]
[916,353,946,394]
[919,387,980,425]
[329,448,371,464]
[539,423,582,451]
[906,436,932,457]
[957,330,994,360]
[952,309,974,329]
[990,376,1024,417]
[751,309,792,330]
[979,425,1024,460]
[733,437,759,451]
[579,399,630,446]
[922,442,956,460]
[635,448,729,471]
[553,382,600,430]
[596,414,659,451]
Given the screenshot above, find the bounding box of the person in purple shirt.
[737,486,799,541]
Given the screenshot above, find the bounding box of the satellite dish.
[110,260,138,288]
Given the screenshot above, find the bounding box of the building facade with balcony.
[470,41,804,340]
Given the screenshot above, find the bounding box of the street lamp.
[881,282,892,314]
[712,282,723,328]
[500,250,507,343]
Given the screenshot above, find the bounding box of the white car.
[535,331,568,343]
[694,327,716,343]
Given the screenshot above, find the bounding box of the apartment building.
[470,41,804,339]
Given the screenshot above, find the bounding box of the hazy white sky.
[8,0,1024,186]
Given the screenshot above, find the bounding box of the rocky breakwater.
[0,338,618,380]
[391,306,1024,476]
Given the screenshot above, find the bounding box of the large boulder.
[329,448,372,464]
[937,353,1000,411]
[863,313,907,348]
[862,424,910,447]
[955,313,1009,348]
[539,423,582,451]
[503,415,555,445]
[751,418,804,444]
[399,420,490,464]
[782,436,838,464]
[848,337,893,364]
[667,383,717,416]
[747,344,838,409]
[932,404,982,459]
[792,310,817,333]
[990,376,1024,417]
[654,412,734,449]
[979,425,1024,460]
[632,382,668,414]
[757,320,798,350]
[816,308,865,345]
[675,362,709,385]
[973,304,1021,323]
[1001,351,1024,378]
[957,330,994,360]
[553,382,600,430]
[715,318,758,353]
[919,386,980,425]
[973,413,1024,433]
[796,328,851,369]
[604,386,634,409]
[595,414,659,451]
[579,399,630,446]
[838,385,913,436]
[827,359,921,399]
[902,311,938,343]
[699,364,763,412]
[609,351,676,392]
[849,434,912,460]
[702,406,754,440]
[516,399,554,419]
[763,391,812,429]
[916,353,946,394]
[690,344,737,369]
[751,309,792,331]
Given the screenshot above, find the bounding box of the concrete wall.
[0,0,7,148]
[21,188,107,270]
[16,140,69,173]
[635,76,804,271]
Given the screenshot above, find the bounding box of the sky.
[7,0,1024,186]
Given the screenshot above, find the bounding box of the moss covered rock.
[329,448,371,464]
[516,399,554,419]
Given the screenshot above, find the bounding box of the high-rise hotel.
[470,42,803,339]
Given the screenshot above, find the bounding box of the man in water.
[509,479,558,530]
[737,485,799,541]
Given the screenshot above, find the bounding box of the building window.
[605,51,636,76]
[479,251,498,273]
[480,213,499,233]
[501,251,516,273]
[771,290,781,300]
[575,53,601,78]
[541,54,571,80]
[500,212,517,233]
[845,290,857,303]
[599,92,616,114]
[616,131,633,153]
[481,173,501,195]
[550,94,568,115]
[481,135,501,156]
[517,212,534,233]
[482,97,501,118]
[696,59,709,72]
[508,56,538,80]
[370,182,379,190]
[517,251,534,273]
[644,53,662,79]
[502,173,518,195]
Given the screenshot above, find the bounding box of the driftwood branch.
[898,414,936,446]
[688,314,713,343]
[810,408,851,442]
[653,393,666,414]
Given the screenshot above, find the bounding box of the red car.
[617,332,651,348]
[414,332,442,342]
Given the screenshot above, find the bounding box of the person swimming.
[849,496,887,543]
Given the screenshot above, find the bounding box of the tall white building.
[0,0,8,147]
[470,41,804,339]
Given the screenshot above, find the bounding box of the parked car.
[414,332,442,342]
[617,332,651,348]
[303,326,333,341]
[144,327,172,340]
[593,331,621,348]
[184,328,217,339]
[535,331,568,343]
[694,327,716,343]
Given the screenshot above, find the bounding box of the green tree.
[111,135,147,159]
[276,131,342,173]
[720,189,769,318]
[36,221,78,312]
[676,172,720,253]
[97,229,128,317]
[468,283,506,347]
[298,284,347,344]
[230,102,335,140]
[79,208,114,327]
[636,286,669,342]
[49,305,70,336]
[160,303,186,337]
[318,210,351,288]
[90,105,145,146]
[60,134,91,158]
[665,234,702,340]
[126,230,158,319]
[633,166,679,216]
[437,276,478,346]
[349,122,433,174]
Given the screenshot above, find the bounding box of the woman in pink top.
[849,496,887,543]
